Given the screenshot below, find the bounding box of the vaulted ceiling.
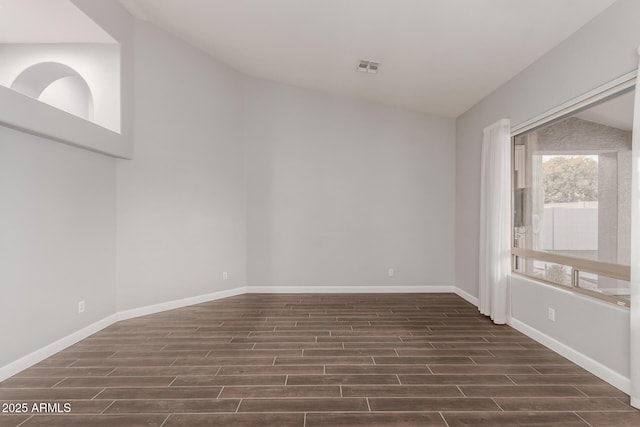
[0,0,116,43]
[121,0,616,117]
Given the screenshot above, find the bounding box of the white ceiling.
[0,0,116,44]
[124,0,617,118]
[119,0,617,117]
[575,89,635,131]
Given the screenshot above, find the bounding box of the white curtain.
[479,118,511,324]
[630,47,640,410]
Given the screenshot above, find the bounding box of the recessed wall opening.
[0,0,121,133]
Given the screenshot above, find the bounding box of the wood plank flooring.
[1,293,638,426]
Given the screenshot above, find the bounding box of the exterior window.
[512,89,633,307]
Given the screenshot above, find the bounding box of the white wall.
[455,0,640,387]
[511,275,629,385]
[0,126,117,368]
[244,78,456,287]
[0,0,131,377]
[115,22,246,310]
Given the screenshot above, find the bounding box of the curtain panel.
[479,118,511,324]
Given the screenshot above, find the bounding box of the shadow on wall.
[10,61,94,121]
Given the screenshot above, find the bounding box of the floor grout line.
[14,415,33,427]
[91,387,107,399]
[491,397,504,411]
[574,411,595,427]
[99,399,117,415]
[439,411,451,427]
[158,414,170,427]
[573,385,590,397]
[50,378,67,388]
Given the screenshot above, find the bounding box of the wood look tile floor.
[1,293,638,426]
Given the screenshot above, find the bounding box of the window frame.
[510,71,637,309]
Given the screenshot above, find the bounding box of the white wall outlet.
[547,307,555,321]
[388,268,394,277]
[222,271,228,280]
[78,300,85,313]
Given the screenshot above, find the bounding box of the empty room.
[1,0,640,426]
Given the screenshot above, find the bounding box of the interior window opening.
[512,88,634,306]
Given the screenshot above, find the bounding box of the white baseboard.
[509,317,631,394]
[0,314,118,382]
[0,286,246,382]
[117,286,246,321]
[245,285,454,293]
[454,287,479,306]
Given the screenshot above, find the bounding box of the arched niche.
[11,61,94,121]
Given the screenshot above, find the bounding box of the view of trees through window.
[543,155,598,204]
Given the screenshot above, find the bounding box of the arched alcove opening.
[10,61,94,121]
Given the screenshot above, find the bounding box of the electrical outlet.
[78,300,85,314]
[547,307,555,322]
[388,268,394,277]
[222,272,228,280]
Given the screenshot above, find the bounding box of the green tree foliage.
[543,156,598,203]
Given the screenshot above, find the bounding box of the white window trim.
[512,70,637,137]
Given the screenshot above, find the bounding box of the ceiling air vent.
[357,59,380,74]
